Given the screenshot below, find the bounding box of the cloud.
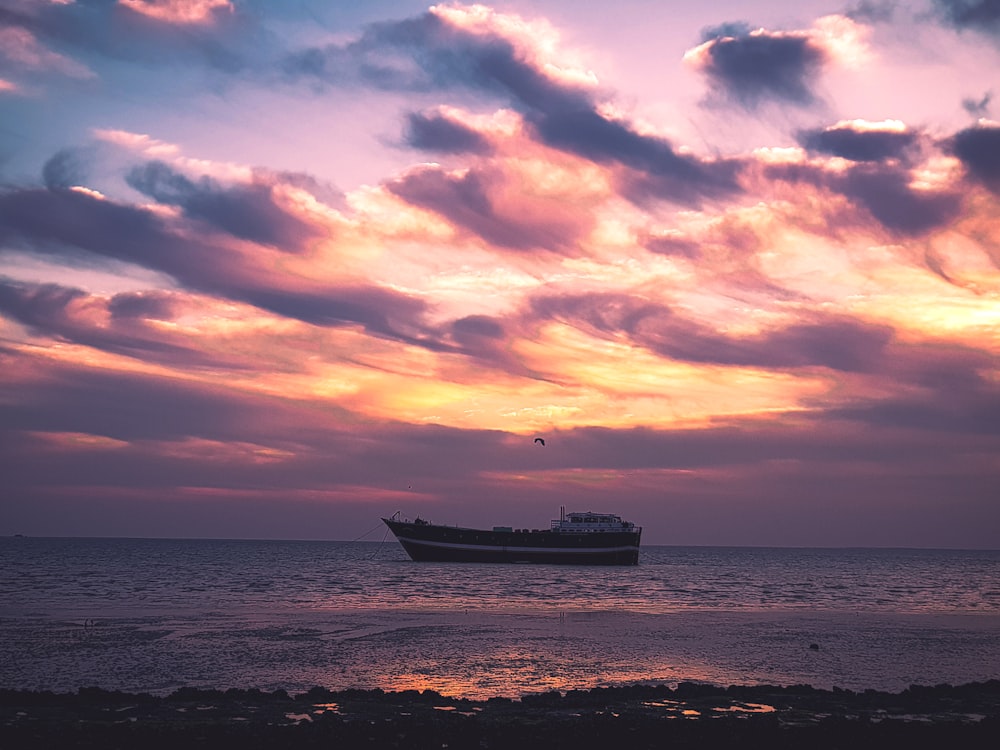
[283,5,596,106]
[845,0,897,24]
[797,120,918,162]
[118,0,234,26]
[387,163,593,252]
[41,147,95,189]
[642,231,702,259]
[531,293,895,373]
[125,160,321,249]
[0,0,251,73]
[830,366,1000,435]
[107,290,179,321]
[0,355,288,444]
[933,0,1000,37]
[0,185,436,346]
[404,109,493,154]
[285,4,740,206]
[0,278,213,366]
[764,157,962,236]
[838,164,963,234]
[685,26,829,108]
[685,15,870,109]
[962,90,992,117]
[947,121,1000,192]
[448,313,536,377]
[0,24,93,79]
[525,108,741,205]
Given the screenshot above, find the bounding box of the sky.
[0,0,998,548]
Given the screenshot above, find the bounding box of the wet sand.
[2,680,998,749]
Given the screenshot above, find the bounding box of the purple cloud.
[41,147,94,189]
[948,122,1000,192]
[0,0,251,73]
[126,161,320,250]
[387,165,587,252]
[0,279,220,367]
[839,164,963,234]
[0,185,436,347]
[798,122,918,162]
[531,293,895,373]
[765,159,962,236]
[285,7,741,206]
[934,0,1000,37]
[526,108,741,205]
[688,26,828,108]
[404,109,493,154]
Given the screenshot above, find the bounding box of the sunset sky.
[1,0,998,547]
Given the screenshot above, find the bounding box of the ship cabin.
[551,511,636,533]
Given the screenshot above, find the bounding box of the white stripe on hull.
[395,535,639,555]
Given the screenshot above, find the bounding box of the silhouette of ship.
[382,508,641,565]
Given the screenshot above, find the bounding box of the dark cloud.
[934,0,1000,36]
[700,21,754,42]
[388,165,583,252]
[643,233,702,259]
[41,147,93,189]
[126,161,319,249]
[845,1,897,23]
[0,356,291,444]
[404,110,492,154]
[798,123,918,162]
[948,122,1000,192]
[839,164,963,234]
[962,90,992,117]
[448,314,536,377]
[766,160,962,235]
[0,279,84,329]
[0,351,505,489]
[0,279,206,365]
[0,186,436,347]
[452,314,505,340]
[805,332,1000,435]
[690,28,828,108]
[830,371,1000,435]
[532,293,894,373]
[107,290,177,321]
[286,8,741,206]
[0,0,252,73]
[284,10,587,112]
[527,108,741,205]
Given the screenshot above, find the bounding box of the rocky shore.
[3,680,999,749]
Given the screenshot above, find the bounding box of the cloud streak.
[286,4,741,206]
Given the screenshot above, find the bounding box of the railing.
[551,519,636,532]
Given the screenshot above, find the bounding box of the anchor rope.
[349,520,386,543]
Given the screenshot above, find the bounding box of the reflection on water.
[644,702,704,718]
[3,538,997,617]
[1,538,998,699]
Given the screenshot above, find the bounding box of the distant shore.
[3,680,998,749]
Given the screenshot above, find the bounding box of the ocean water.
[1,537,998,699]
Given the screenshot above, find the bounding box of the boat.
[382,508,641,565]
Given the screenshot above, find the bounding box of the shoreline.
[4,608,1000,701]
[3,680,999,749]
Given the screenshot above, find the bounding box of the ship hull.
[382,519,640,565]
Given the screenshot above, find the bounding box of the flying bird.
[534,438,545,446]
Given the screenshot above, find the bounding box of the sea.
[1,537,998,699]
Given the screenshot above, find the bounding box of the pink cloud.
[118,0,232,25]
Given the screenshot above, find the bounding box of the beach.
[3,681,999,749]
